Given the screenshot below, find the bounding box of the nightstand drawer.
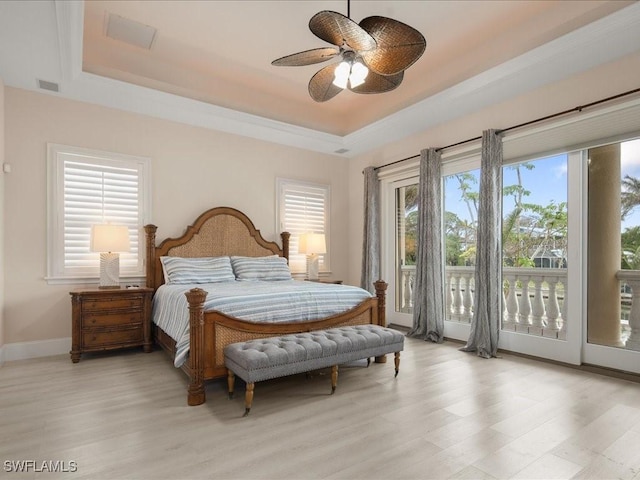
[82,297,144,312]
[83,328,143,347]
[83,311,143,327]
[70,287,153,362]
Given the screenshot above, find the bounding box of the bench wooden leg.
[394,351,401,377]
[244,383,254,417]
[331,365,338,394]
[227,369,235,399]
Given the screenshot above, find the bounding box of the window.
[47,144,151,283]
[276,178,330,274]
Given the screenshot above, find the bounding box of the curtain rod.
[372,86,640,172]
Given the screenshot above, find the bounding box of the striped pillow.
[231,255,292,281]
[160,256,235,284]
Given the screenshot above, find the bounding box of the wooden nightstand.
[70,287,153,363]
[305,279,343,284]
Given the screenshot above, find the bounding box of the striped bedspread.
[152,280,373,367]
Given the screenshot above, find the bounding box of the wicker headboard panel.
[144,207,290,290]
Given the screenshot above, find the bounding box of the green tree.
[404,209,418,265]
[622,225,640,269]
[621,174,640,220]
[620,175,640,269]
[455,172,479,225]
[502,163,535,266]
[444,211,464,265]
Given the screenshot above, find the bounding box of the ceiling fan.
[271,0,426,102]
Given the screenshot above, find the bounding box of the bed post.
[374,280,388,364]
[374,280,387,327]
[185,288,207,406]
[144,224,157,290]
[281,231,290,261]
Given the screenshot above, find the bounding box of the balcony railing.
[398,265,639,349]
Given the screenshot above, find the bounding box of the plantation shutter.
[277,179,330,274]
[48,144,149,280]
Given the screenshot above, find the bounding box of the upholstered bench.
[224,324,405,416]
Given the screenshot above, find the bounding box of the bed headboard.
[144,206,290,290]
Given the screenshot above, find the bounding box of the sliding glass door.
[498,152,582,364]
[382,152,582,363]
[386,177,418,327]
[380,136,640,373]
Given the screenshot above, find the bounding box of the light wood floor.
[2,337,640,480]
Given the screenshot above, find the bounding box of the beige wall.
[4,88,349,346]
[346,52,640,286]
[5,51,640,349]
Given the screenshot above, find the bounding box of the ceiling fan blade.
[308,63,343,102]
[349,70,404,95]
[359,16,426,76]
[272,47,339,67]
[309,11,376,51]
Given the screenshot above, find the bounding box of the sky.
[443,138,640,232]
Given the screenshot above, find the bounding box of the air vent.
[334,148,349,154]
[106,13,156,50]
[37,79,59,92]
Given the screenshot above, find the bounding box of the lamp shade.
[298,233,326,255]
[90,224,131,253]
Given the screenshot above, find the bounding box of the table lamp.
[298,233,326,280]
[90,224,131,288]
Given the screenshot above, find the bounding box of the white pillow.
[230,255,292,281]
[160,256,235,284]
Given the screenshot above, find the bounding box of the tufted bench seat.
[224,324,404,416]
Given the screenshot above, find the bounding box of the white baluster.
[544,278,561,338]
[518,276,532,333]
[408,270,415,309]
[558,279,567,340]
[505,274,518,331]
[398,270,405,312]
[403,270,411,313]
[462,273,473,323]
[623,278,640,351]
[529,276,546,335]
[502,279,508,329]
[452,274,463,321]
[446,271,453,320]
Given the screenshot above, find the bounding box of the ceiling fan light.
[349,61,368,87]
[332,61,351,89]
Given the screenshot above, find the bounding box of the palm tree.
[621,174,640,219]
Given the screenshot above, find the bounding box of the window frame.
[46,144,151,284]
[276,178,331,276]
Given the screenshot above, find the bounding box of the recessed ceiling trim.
[344,2,640,156]
[46,1,640,158]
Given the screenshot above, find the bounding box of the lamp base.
[99,252,121,289]
[306,254,319,281]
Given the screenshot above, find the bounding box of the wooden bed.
[144,206,387,406]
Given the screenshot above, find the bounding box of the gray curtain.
[361,166,380,294]
[461,129,503,358]
[408,148,445,342]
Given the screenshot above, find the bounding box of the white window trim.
[276,178,331,276]
[46,144,151,285]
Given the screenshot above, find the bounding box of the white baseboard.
[3,337,71,362]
